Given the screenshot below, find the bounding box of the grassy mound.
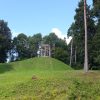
[0,57,71,73]
[0,57,100,100]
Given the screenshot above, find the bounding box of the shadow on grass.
[0,63,13,74]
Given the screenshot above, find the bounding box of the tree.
[13,33,29,60]
[28,33,42,57]
[84,0,88,72]
[90,0,100,69]
[92,28,100,68]
[0,20,12,63]
[12,33,42,61]
[70,36,73,67]
[68,23,77,67]
[43,33,69,64]
[67,0,95,69]
[55,47,69,64]
[43,32,58,45]
[93,0,100,20]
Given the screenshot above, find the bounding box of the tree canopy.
[0,20,12,63]
[67,0,100,69]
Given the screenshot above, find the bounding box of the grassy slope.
[0,57,100,100]
[10,57,72,71]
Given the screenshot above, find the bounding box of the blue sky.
[0,0,92,42]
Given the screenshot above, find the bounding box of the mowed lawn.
[0,57,100,100]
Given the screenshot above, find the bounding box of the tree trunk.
[75,46,77,64]
[70,37,73,66]
[84,0,88,72]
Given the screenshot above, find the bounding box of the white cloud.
[66,36,72,44]
[12,31,20,38]
[51,28,72,44]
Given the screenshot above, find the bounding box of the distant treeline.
[0,21,69,64]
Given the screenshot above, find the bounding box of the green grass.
[0,57,100,100]
[5,57,71,71]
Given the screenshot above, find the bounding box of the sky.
[0,0,92,44]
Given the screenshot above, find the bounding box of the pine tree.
[67,0,95,69]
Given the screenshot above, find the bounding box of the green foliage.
[93,0,100,18]
[91,1,100,68]
[0,20,12,63]
[29,33,42,56]
[55,47,69,64]
[43,32,58,45]
[91,24,100,68]
[12,33,42,60]
[43,33,68,64]
[12,33,42,61]
[12,32,69,64]
[13,33,29,60]
[67,0,96,68]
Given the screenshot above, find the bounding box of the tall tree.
[70,36,73,67]
[91,0,100,68]
[67,0,95,69]
[0,20,12,63]
[84,0,88,72]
